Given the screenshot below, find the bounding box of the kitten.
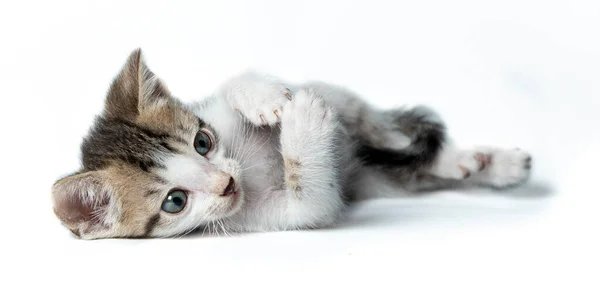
[51,49,532,239]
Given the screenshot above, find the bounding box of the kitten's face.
[51,49,243,239]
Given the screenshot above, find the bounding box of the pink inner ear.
[55,195,94,225]
[54,191,111,228]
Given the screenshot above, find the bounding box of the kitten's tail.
[355,105,446,171]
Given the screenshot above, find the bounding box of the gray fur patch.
[81,117,178,172]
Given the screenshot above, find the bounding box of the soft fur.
[51,49,532,239]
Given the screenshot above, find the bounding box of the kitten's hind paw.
[428,147,491,180]
[428,146,532,188]
[474,148,532,188]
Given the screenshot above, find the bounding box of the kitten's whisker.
[237,121,252,161]
[241,162,269,171]
[246,131,272,162]
[224,216,242,229]
[227,118,236,160]
[241,126,273,165]
[238,123,256,163]
[231,119,242,161]
[230,118,246,162]
[213,222,218,237]
[215,220,223,237]
[206,222,213,237]
[211,220,218,237]
[222,221,231,237]
[239,126,259,163]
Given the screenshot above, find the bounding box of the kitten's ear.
[51,170,118,239]
[103,48,172,120]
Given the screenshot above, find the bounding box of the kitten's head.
[51,49,243,239]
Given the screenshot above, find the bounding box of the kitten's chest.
[227,125,284,193]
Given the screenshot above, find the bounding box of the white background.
[1,0,598,290]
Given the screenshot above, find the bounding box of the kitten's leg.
[350,144,533,200]
[216,71,292,126]
[426,145,532,189]
[195,71,293,150]
[275,89,346,228]
[301,81,446,173]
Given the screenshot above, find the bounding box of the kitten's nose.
[220,177,236,197]
[211,172,235,196]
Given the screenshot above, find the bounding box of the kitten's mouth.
[220,177,244,216]
[220,177,238,197]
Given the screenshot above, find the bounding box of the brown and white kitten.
[51,49,532,239]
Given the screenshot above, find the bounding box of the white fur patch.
[428,145,473,179]
[278,89,344,228]
[218,71,291,126]
[159,155,210,190]
[471,147,532,188]
[428,145,531,188]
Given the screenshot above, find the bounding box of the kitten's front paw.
[281,89,335,137]
[223,71,291,126]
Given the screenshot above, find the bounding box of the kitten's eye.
[161,190,188,213]
[194,130,212,156]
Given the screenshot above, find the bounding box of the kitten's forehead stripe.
[170,135,188,146]
[152,175,169,185]
[80,117,183,172]
[145,189,161,197]
[159,140,181,155]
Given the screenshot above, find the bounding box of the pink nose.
[220,177,236,196]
